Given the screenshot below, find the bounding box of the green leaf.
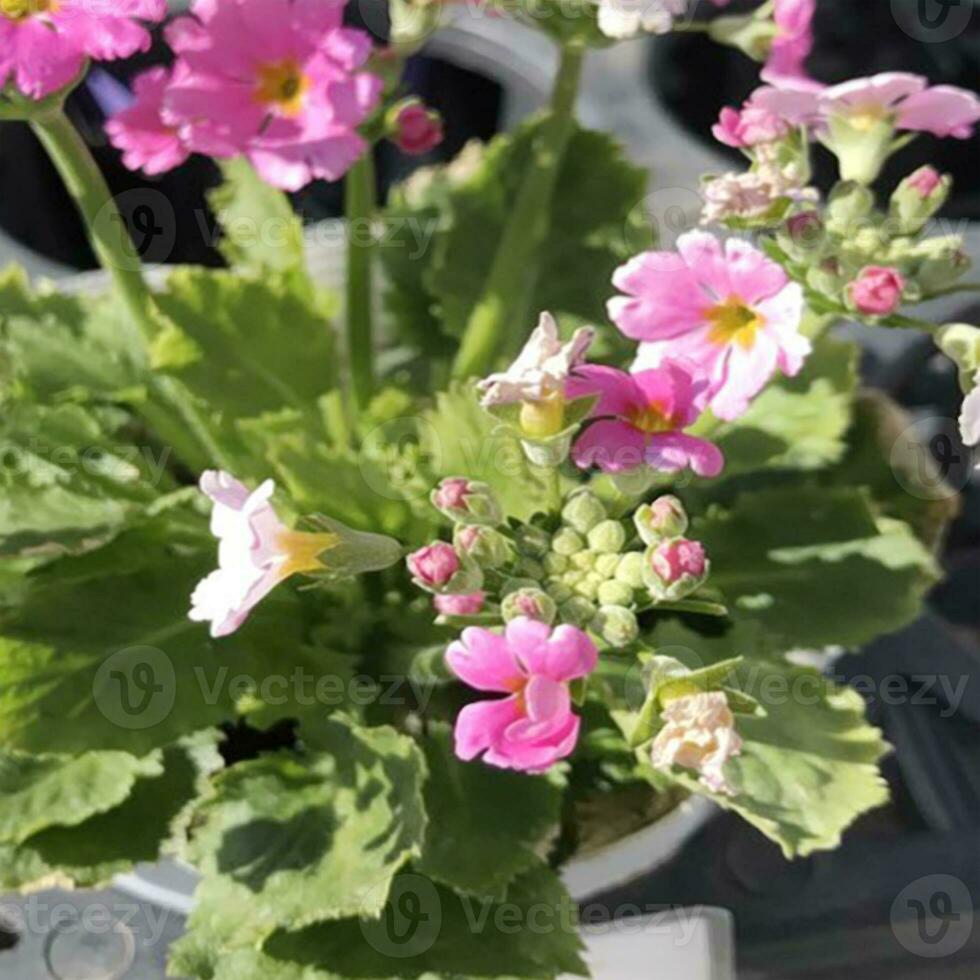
[415,724,562,901]
[697,337,857,478]
[181,717,427,949]
[0,525,312,755]
[0,748,161,845]
[0,401,168,556]
[0,733,220,890]
[173,866,587,980]
[694,485,938,651]
[208,159,308,282]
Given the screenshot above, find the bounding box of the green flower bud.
[563,569,585,589]
[560,596,597,628]
[587,519,626,555]
[546,581,573,604]
[501,588,557,625]
[516,558,545,580]
[500,577,540,596]
[634,496,688,545]
[551,527,585,556]
[937,323,980,392]
[615,552,647,590]
[454,525,512,568]
[574,577,600,601]
[889,166,951,236]
[431,477,502,526]
[561,491,606,535]
[595,553,621,578]
[514,524,551,559]
[707,12,778,61]
[543,552,569,576]
[570,549,596,571]
[597,579,635,607]
[591,605,639,649]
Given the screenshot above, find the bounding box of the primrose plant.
[0,0,978,977]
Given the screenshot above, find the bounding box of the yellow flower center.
[520,393,565,438]
[846,103,891,132]
[275,529,339,579]
[629,402,675,434]
[706,296,763,349]
[1,0,54,19]
[255,59,310,117]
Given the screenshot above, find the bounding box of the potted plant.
[0,0,978,977]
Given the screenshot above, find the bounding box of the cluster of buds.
[775,168,970,320]
[407,482,712,650]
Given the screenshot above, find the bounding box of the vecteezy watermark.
[890,415,976,501]
[891,875,975,958]
[94,188,177,271]
[92,646,176,730]
[892,0,974,43]
[360,874,444,959]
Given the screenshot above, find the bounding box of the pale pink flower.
[612,231,810,421]
[565,362,724,477]
[162,0,382,190]
[189,470,336,638]
[701,166,802,225]
[761,0,821,91]
[434,592,486,617]
[712,105,790,148]
[407,542,461,591]
[848,266,905,317]
[393,102,444,156]
[906,165,943,199]
[652,538,707,584]
[447,618,597,773]
[0,0,165,99]
[959,372,980,457]
[651,691,743,795]
[478,312,594,407]
[106,67,190,176]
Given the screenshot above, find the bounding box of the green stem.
[30,105,236,472]
[452,42,585,380]
[345,152,378,413]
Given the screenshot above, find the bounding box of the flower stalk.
[452,41,585,380]
[345,151,378,413]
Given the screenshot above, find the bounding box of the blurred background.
[0,0,977,977]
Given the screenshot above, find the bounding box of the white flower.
[477,312,594,407]
[189,470,335,638]
[960,370,980,467]
[595,0,686,39]
[650,691,743,796]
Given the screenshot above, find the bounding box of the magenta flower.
[0,0,165,100]
[392,102,444,156]
[161,0,382,190]
[847,267,905,317]
[434,592,486,617]
[106,67,190,176]
[447,619,597,773]
[610,231,810,421]
[761,0,820,91]
[565,362,724,477]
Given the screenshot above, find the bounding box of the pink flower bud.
[434,592,485,616]
[431,478,502,526]
[786,211,822,246]
[906,165,943,199]
[848,266,905,317]
[407,542,460,590]
[653,539,707,583]
[712,104,789,148]
[433,478,470,512]
[393,102,443,156]
[634,496,688,545]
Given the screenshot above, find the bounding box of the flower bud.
[560,596,597,628]
[431,477,502,526]
[615,551,647,590]
[551,527,585,557]
[889,166,950,234]
[587,519,626,555]
[570,549,596,572]
[591,605,639,649]
[785,211,824,251]
[514,524,551,559]
[644,538,709,601]
[561,491,606,535]
[408,542,476,594]
[634,496,688,545]
[390,100,444,156]
[546,581,573,604]
[544,552,569,576]
[595,553,621,578]
[937,323,980,392]
[434,592,485,617]
[501,588,557,625]
[454,525,511,568]
[573,576,600,601]
[847,266,905,317]
[597,579,634,607]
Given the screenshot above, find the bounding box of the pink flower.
[189,470,337,638]
[433,478,469,512]
[106,67,191,176]
[162,0,382,190]
[0,0,166,99]
[761,0,820,91]
[407,542,461,591]
[906,165,943,199]
[447,618,597,773]
[434,592,486,617]
[392,102,444,156]
[612,231,810,421]
[565,361,724,477]
[712,105,790,148]
[848,266,905,317]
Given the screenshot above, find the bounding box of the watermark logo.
[891,874,974,958]
[890,416,974,500]
[93,646,176,730]
[892,0,974,42]
[360,875,443,959]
